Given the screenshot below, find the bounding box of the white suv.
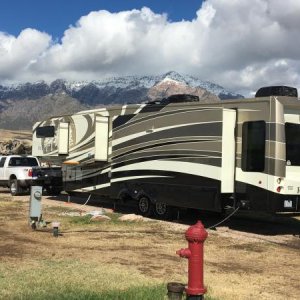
[0,155,40,195]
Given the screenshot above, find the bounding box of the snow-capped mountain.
[0,71,243,104]
[0,72,244,129]
[66,71,244,101]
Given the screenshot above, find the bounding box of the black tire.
[10,179,22,196]
[154,201,174,220]
[137,196,154,217]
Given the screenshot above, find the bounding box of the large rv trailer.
[32,87,300,217]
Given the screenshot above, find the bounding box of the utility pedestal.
[29,186,43,230]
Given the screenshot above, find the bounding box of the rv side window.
[36,126,55,138]
[242,121,266,172]
[285,123,300,166]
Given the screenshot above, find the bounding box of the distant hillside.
[0,94,88,130]
[0,129,32,155]
[0,71,243,130]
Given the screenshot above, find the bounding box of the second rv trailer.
[32,87,300,216]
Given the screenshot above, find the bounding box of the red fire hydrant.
[176,221,208,299]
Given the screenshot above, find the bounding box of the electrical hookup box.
[29,186,43,228]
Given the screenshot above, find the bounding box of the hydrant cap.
[185,220,208,242]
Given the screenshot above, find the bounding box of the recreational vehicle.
[32,86,300,218]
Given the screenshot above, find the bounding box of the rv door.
[58,122,69,155]
[284,112,300,196]
[95,115,109,161]
[221,109,237,193]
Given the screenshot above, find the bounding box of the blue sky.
[0,0,203,39]
[0,0,300,95]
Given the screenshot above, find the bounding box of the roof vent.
[148,94,200,105]
[167,94,199,103]
[255,86,298,98]
[164,94,200,103]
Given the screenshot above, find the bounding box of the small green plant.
[69,215,92,225]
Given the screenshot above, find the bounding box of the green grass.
[69,214,94,225]
[0,256,217,299]
[0,260,191,300]
[3,285,217,299]
[67,212,153,227]
[12,284,167,300]
[0,260,143,298]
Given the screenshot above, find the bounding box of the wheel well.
[137,193,155,204]
[9,175,17,181]
[117,189,132,202]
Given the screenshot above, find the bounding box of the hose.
[81,194,92,206]
[207,205,240,230]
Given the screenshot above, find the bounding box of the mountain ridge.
[0,71,243,102]
[0,72,244,130]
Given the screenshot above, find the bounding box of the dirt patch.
[0,129,31,140]
[229,242,266,253]
[208,261,263,275]
[0,227,40,259]
[285,238,300,249]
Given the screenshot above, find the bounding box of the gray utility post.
[29,186,43,230]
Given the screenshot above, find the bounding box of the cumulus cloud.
[1,0,300,95]
[0,29,51,82]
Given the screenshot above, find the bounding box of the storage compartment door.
[58,122,69,155]
[95,115,109,161]
[32,122,44,156]
[221,109,236,193]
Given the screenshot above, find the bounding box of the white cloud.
[0,29,51,82]
[0,0,300,95]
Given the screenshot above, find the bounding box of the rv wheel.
[137,196,154,217]
[154,202,174,220]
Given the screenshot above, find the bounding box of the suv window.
[0,157,6,167]
[8,157,39,167]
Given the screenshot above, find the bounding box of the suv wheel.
[10,179,21,196]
